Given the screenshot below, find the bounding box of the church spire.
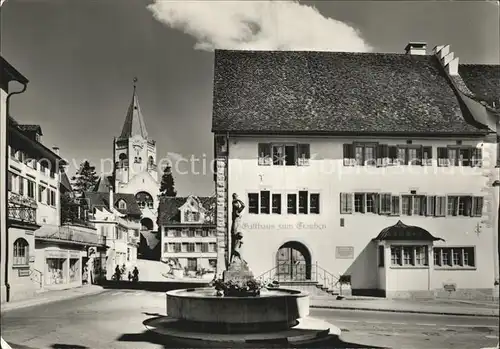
[119,77,148,140]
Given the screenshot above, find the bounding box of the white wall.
[226,135,497,292]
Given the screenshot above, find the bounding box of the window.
[27,179,35,199]
[472,197,483,217]
[379,193,391,215]
[258,143,272,166]
[365,193,377,213]
[298,191,308,214]
[345,144,432,166]
[248,193,259,214]
[447,196,474,216]
[13,238,29,266]
[260,191,270,214]
[350,143,377,166]
[260,143,311,166]
[434,196,446,216]
[201,243,208,253]
[339,193,353,214]
[401,195,412,215]
[174,243,181,253]
[187,258,197,271]
[18,177,24,196]
[297,144,311,166]
[49,190,56,206]
[208,243,216,252]
[378,246,385,267]
[187,243,195,252]
[354,193,365,213]
[39,185,46,203]
[433,247,475,268]
[412,196,426,216]
[287,194,297,214]
[272,194,282,214]
[9,172,20,193]
[135,191,154,209]
[390,245,429,267]
[437,146,482,167]
[310,193,320,214]
[187,230,195,238]
[118,200,127,210]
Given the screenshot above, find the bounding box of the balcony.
[36,224,107,247]
[8,204,37,225]
[8,192,37,226]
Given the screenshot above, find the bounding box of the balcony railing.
[38,225,107,246]
[8,204,37,225]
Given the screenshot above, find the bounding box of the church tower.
[113,78,160,232]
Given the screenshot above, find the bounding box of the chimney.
[52,146,60,155]
[108,177,114,211]
[405,42,427,55]
[433,44,459,76]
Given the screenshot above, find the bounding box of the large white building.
[113,81,160,233]
[212,43,500,299]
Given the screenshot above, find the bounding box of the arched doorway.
[275,241,311,281]
[141,217,154,231]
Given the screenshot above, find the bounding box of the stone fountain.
[143,193,341,347]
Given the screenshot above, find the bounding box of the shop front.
[38,247,83,290]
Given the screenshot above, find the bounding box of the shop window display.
[46,258,66,285]
[69,259,80,282]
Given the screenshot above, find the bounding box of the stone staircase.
[277,281,352,297]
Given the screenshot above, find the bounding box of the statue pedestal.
[222,260,254,283]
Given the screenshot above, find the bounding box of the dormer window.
[184,210,200,222]
[118,200,127,210]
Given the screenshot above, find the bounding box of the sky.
[1,0,499,197]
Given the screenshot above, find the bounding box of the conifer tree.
[71,160,99,197]
[159,165,177,197]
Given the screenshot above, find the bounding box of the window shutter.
[425,196,433,216]
[416,147,423,166]
[437,147,448,167]
[343,144,353,165]
[340,193,346,213]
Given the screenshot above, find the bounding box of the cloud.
[147,0,371,52]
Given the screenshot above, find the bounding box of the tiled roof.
[458,64,500,107]
[212,50,488,135]
[373,220,444,241]
[84,191,142,216]
[158,196,216,225]
[17,124,43,135]
[119,87,148,140]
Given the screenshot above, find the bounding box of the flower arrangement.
[212,278,263,297]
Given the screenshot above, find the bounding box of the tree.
[71,160,99,197]
[60,191,78,225]
[159,165,177,197]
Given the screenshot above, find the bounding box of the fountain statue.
[142,192,341,347]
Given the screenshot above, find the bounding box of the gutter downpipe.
[4,82,28,302]
[225,131,229,271]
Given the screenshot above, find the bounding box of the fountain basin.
[166,287,309,327]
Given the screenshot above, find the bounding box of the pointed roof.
[93,175,112,192]
[119,77,148,140]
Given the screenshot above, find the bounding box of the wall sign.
[18,268,30,277]
[46,251,68,259]
[335,246,354,259]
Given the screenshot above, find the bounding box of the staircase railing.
[30,268,43,289]
[256,262,342,294]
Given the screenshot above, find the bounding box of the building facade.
[1,56,29,303]
[85,176,141,280]
[212,43,500,299]
[113,81,160,234]
[158,196,217,277]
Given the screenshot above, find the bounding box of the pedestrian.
[133,266,139,282]
[128,271,133,282]
[114,265,121,281]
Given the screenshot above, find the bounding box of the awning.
[373,220,444,242]
[35,224,107,247]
